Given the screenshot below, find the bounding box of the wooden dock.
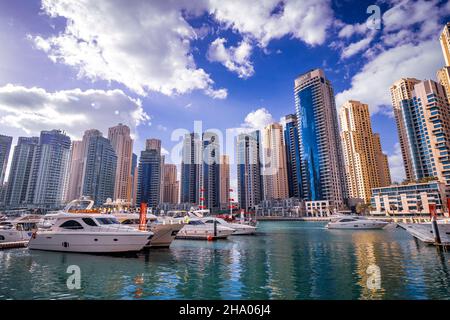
[0,241,28,250]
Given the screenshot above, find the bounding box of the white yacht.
[28,213,153,253]
[201,217,257,235]
[115,213,183,248]
[326,216,389,230]
[0,215,41,243]
[398,219,450,244]
[175,217,235,240]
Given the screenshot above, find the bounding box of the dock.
[0,241,29,250]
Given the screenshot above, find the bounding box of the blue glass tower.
[283,114,302,199]
[137,139,162,208]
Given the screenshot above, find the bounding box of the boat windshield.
[95,217,120,225]
[188,220,204,225]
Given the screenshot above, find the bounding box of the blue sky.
[0,0,449,187]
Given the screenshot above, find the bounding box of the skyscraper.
[108,124,133,203]
[262,123,289,200]
[162,163,179,204]
[237,130,263,210]
[180,133,201,204]
[439,22,450,66]
[0,134,13,186]
[219,154,230,207]
[137,139,162,208]
[282,114,302,199]
[5,137,39,207]
[27,130,71,209]
[373,133,392,187]
[82,135,117,206]
[390,78,421,181]
[399,80,450,191]
[339,100,391,202]
[294,69,346,207]
[131,153,138,205]
[201,132,221,210]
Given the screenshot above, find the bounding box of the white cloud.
[341,34,375,59]
[207,37,254,78]
[242,108,274,129]
[0,84,149,140]
[31,0,226,99]
[157,124,168,132]
[388,143,406,183]
[208,0,334,47]
[335,40,442,113]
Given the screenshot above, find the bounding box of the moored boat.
[201,217,257,235]
[0,215,41,243]
[326,216,389,230]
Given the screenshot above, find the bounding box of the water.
[0,221,449,300]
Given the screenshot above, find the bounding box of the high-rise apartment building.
[0,135,13,186]
[108,124,133,203]
[373,133,392,187]
[294,69,346,208]
[82,135,117,205]
[237,130,263,210]
[390,78,421,181]
[5,137,39,207]
[340,100,391,202]
[282,114,302,199]
[162,163,179,204]
[27,130,71,209]
[201,132,221,210]
[439,22,450,66]
[180,133,201,204]
[262,123,289,200]
[131,153,138,205]
[137,139,162,208]
[437,67,450,104]
[219,155,230,207]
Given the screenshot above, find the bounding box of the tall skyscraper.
[108,124,133,203]
[339,100,391,202]
[397,80,450,192]
[201,132,221,210]
[439,22,450,66]
[27,130,71,208]
[5,137,39,207]
[0,135,13,186]
[390,78,421,181]
[282,114,302,199]
[180,133,201,204]
[373,133,392,187]
[82,135,117,205]
[294,69,346,207]
[131,153,138,205]
[219,154,230,207]
[237,130,263,210]
[137,139,162,208]
[162,163,179,204]
[262,123,289,200]
[437,67,450,104]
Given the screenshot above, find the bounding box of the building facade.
[340,100,391,202]
[283,114,302,199]
[201,132,221,210]
[0,134,13,186]
[4,137,39,207]
[108,124,133,203]
[237,131,263,210]
[180,133,201,205]
[162,163,179,204]
[439,22,450,67]
[137,139,162,208]
[81,135,117,206]
[294,69,346,208]
[262,123,289,200]
[219,154,230,207]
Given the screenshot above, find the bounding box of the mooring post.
[429,204,441,245]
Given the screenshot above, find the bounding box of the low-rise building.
[371,181,448,215]
[255,198,304,217]
[305,200,332,217]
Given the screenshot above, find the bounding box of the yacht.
[115,213,183,248]
[326,216,389,230]
[175,217,235,240]
[0,215,41,243]
[201,217,257,235]
[398,219,450,244]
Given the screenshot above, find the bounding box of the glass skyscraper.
[201,132,221,210]
[283,114,302,199]
[180,133,201,205]
[294,69,346,208]
[137,139,162,209]
[0,134,13,186]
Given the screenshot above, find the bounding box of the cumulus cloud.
[208,0,334,47]
[388,143,406,183]
[31,0,226,99]
[207,37,254,78]
[0,84,149,140]
[242,108,274,130]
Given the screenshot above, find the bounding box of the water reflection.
[0,222,449,300]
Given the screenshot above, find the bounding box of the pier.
[0,241,28,250]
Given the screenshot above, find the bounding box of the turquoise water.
[0,221,449,300]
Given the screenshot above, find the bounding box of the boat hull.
[28,232,152,253]
[147,223,183,247]
[327,222,388,230]
[175,225,234,240]
[0,230,33,243]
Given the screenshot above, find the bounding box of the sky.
[0,0,449,190]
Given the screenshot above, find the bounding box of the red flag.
[429,204,437,218]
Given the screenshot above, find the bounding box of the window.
[60,220,84,230]
[95,218,120,225]
[82,218,97,227]
[188,220,204,225]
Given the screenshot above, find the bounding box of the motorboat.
[28,213,153,253]
[0,215,41,242]
[201,217,257,235]
[326,216,389,230]
[115,213,183,248]
[175,217,235,240]
[398,219,450,244]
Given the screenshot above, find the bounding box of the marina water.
[1,221,449,300]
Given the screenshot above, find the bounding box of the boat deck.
[0,241,29,250]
